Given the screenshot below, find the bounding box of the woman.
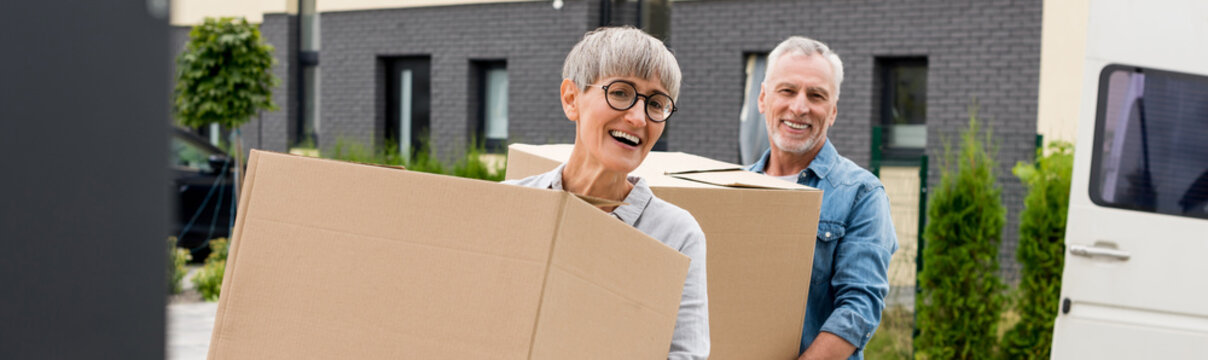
[504,27,709,360]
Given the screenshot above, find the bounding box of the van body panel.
[1052,0,1208,357]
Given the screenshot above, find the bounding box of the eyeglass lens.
[603,81,674,122]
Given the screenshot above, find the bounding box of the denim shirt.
[747,140,897,360]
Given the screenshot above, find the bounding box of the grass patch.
[865,305,913,359]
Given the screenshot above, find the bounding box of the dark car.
[171,127,236,261]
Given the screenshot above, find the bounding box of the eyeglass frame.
[593,80,678,123]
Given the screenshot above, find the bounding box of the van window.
[1091,65,1208,219]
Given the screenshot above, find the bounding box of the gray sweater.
[503,163,710,360]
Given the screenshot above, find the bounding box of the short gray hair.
[562,26,682,100]
[765,36,844,100]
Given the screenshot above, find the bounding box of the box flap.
[506,144,817,191]
[529,195,689,359]
[669,169,812,190]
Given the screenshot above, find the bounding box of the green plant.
[915,110,1007,359]
[173,17,277,130]
[167,237,192,294]
[451,141,505,182]
[192,238,230,301]
[322,137,511,181]
[1000,141,1073,359]
[864,306,913,359]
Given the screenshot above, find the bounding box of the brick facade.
[184,0,1042,280]
[671,0,1042,280]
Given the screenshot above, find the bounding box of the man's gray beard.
[769,128,817,155]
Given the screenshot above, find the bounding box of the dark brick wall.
[252,13,296,153]
[671,0,1042,281]
[319,0,614,161]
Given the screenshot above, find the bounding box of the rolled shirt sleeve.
[819,185,897,350]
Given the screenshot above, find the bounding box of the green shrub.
[167,237,192,294]
[916,112,1007,359]
[193,238,229,302]
[452,142,505,182]
[322,137,511,181]
[1000,141,1073,359]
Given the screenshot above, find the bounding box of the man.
[747,36,898,360]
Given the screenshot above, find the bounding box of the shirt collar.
[542,163,650,227]
[748,139,838,180]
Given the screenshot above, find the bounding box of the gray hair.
[562,26,682,100]
[765,36,844,100]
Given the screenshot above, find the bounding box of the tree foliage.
[916,111,1007,359]
[1000,141,1073,359]
[174,17,277,129]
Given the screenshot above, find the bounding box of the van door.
[1051,64,1208,358]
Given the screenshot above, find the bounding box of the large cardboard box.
[208,150,691,359]
[506,144,822,360]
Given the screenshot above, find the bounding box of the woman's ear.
[560,79,580,122]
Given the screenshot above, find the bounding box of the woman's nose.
[623,99,648,127]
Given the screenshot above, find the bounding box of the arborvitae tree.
[916,111,1007,359]
[1000,141,1074,359]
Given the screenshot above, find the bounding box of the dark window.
[471,61,508,153]
[876,57,928,160]
[1091,64,1208,219]
[385,57,431,158]
[640,0,671,42]
[739,53,769,164]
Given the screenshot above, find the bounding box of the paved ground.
[168,266,215,360]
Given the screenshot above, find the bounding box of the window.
[1091,65,1208,219]
[472,61,508,153]
[386,57,431,158]
[876,57,928,160]
[739,53,770,164]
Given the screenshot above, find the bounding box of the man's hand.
[797,332,856,360]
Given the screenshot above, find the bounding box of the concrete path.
[167,266,215,360]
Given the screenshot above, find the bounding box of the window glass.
[473,61,508,153]
[484,67,508,144]
[173,137,213,173]
[878,58,928,156]
[739,53,769,165]
[1092,65,1208,218]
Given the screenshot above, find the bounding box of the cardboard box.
[506,144,822,360]
[208,150,690,359]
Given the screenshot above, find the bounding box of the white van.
[1050,0,1208,358]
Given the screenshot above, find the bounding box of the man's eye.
[779,89,795,95]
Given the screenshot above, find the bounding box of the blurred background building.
[172,0,1070,283]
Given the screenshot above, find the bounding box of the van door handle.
[1069,244,1131,261]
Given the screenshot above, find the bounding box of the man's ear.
[560,79,580,122]
[757,82,767,114]
[827,101,839,127]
